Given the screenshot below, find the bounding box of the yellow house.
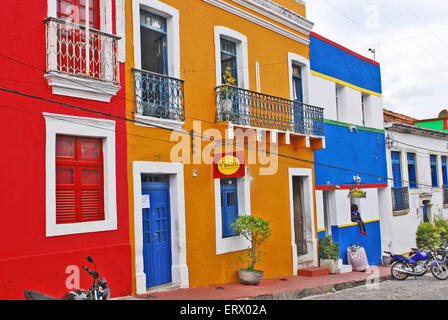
[125,0,325,295]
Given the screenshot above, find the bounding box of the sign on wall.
[213,152,245,179]
[348,187,367,199]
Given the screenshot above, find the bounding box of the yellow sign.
[348,188,366,199]
[217,155,241,176]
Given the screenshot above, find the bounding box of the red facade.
[0,0,131,299]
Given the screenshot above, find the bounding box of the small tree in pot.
[318,236,340,274]
[231,216,272,285]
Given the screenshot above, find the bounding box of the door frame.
[133,161,188,294]
[288,168,317,273]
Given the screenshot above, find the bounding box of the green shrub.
[434,215,448,245]
[416,222,440,249]
[231,216,272,271]
[318,236,340,261]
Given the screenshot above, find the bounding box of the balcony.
[215,85,324,137]
[133,69,185,127]
[44,17,120,102]
[392,187,410,212]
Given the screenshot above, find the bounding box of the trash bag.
[347,244,369,272]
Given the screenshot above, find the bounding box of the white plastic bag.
[347,246,370,272]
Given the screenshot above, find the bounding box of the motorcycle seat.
[392,251,413,260]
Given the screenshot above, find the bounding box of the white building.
[381,110,448,253]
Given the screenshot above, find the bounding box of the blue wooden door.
[142,175,172,288]
[221,178,239,238]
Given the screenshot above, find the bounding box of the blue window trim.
[140,10,167,34]
[292,64,303,103]
[430,155,439,188]
[391,151,402,188]
[407,153,417,189]
[220,178,239,238]
[220,38,238,86]
[442,156,448,187]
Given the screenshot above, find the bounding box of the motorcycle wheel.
[430,263,448,280]
[391,262,408,280]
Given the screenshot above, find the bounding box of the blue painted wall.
[318,221,382,266]
[310,34,382,95]
[314,122,388,187]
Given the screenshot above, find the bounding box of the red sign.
[213,152,245,179]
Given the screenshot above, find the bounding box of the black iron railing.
[392,187,409,211]
[133,68,185,121]
[215,85,324,136]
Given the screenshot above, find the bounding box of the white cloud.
[307,0,448,119]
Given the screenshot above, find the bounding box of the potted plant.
[220,66,238,121]
[231,216,272,285]
[318,236,340,274]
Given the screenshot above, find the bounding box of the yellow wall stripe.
[310,70,382,97]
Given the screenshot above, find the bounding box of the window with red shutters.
[55,135,105,224]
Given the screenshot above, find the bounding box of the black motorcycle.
[24,256,110,300]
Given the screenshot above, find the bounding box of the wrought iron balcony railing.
[392,187,410,211]
[45,17,120,84]
[133,69,185,122]
[215,85,324,136]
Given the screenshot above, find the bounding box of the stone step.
[297,266,330,277]
[337,259,353,273]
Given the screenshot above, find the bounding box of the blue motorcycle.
[384,248,448,280]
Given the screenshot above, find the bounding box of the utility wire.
[1,85,442,189]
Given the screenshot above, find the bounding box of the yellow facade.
[125,0,323,294]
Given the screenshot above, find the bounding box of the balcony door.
[56,0,102,78]
[292,64,304,134]
[140,10,169,118]
[220,38,241,122]
[140,10,168,75]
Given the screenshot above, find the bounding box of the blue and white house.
[309,32,387,267]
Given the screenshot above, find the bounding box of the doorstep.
[297,266,329,277]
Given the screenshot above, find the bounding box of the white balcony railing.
[45,17,120,84]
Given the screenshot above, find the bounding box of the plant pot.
[320,258,339,274]
[238,269,264,286]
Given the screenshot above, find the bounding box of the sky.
[306,0,448,120]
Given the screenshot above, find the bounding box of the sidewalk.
[118,266,392,300]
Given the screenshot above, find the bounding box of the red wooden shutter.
[55,136,104,224]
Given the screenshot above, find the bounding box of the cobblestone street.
[302,274,448,300]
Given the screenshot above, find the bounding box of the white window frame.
[288,52,310,104]
[214,168,251,255]
[132,0,180,78]
[45,0,121,102]
[132,0,182,130]
[132,161,189,294]
[214,26,249,89]
[44,113,117,237]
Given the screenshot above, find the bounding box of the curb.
[242,274,392,300]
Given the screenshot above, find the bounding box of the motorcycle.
[384,247,448,281]
[24,256,110,300]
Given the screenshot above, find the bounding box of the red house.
[0,0,131,299]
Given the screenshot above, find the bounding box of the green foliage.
[231,216,272,271]
[416,218,446,249]
[434,216,448,243]
[318,236,340,261]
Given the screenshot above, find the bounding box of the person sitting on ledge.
[351,204,368,236]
